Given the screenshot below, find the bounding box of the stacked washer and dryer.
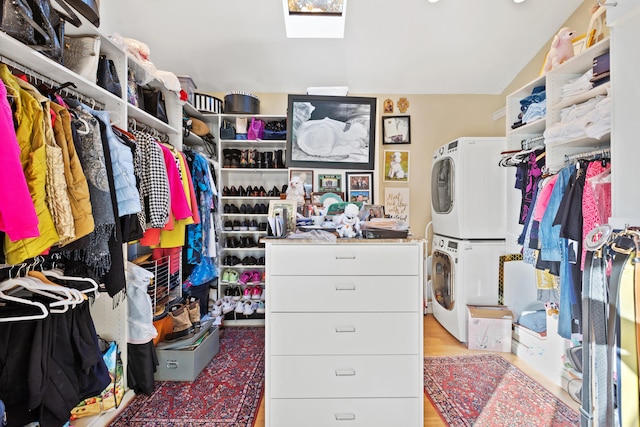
[428,137,507,343]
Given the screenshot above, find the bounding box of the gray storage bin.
[155,324,220,381]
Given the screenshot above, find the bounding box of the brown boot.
[187,296,201,331]
[164,304,194,342]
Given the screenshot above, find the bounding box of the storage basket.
[224,92,260,114]
[193,93,223,113]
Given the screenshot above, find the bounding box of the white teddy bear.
[336,203,362,238]
[286,175,306,206]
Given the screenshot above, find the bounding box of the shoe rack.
[212,113,289,325]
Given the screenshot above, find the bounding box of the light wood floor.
[254,314,579,426]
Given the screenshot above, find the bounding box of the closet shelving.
[504,36,611,388]
[202,113,288,325]
[505,37,611,246]
[1,11,188,424]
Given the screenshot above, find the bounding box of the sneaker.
[239,271,253,285]
[227,269,239,284]
[211,302,223,317]
[251,285,262,300]
[235,300,247,314]
[243,301,259,316]
[260,287,266,300]
[222,269,231,282]
[243,286,253,299]
[250,270,261,284]
[256,301,266,314]
[222,299,237,314]
[223,221,233,231]
[232,286,242,301]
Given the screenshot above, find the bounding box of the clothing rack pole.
[564,147,611,164]
[0,54,104,110]
[128,117,169,142]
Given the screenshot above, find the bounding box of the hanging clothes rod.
[564,147,611,164]
[128,117,169,142]
[521,135,545,150]
[0,54,104,110]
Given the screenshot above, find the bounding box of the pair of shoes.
[235,299,259,316]
[238,270,261,285]
[222,269,239,283]
[164,299,200,342]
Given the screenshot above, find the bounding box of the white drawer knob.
[335,326,356,333]
[335,255,356,260]
[334,413,356,421]
[335,285,356,291]
[334,369,356,376]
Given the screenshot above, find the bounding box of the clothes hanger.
[0,287,49,322]
[0,276,73,313]
[41,268,99,300]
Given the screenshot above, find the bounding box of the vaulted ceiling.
[100,0,583,95]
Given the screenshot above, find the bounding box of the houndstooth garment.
[132,130,170,229]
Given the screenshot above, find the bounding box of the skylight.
[283,0,347,38]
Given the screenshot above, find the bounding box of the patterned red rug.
[110,327,264,427]
[424,353,579,427]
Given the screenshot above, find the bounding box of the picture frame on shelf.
[318,173,342,192]
[289,169,314,199]
[382,115,411,144]
[361,204,385,221]
[310,191,344,206]
[267,200,297,237]
[346,171,374,204]
[286,94,376,170]
[383,150,410,182]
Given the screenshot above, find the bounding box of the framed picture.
[318,174,342,192]
[286,94,376,170]
[289,169,314,198]
[345,171,374,204]
[382,115,411,144]
[268,200,297,236]
[361,204,385,221]
[310,191,344,206]
[383,150,410,182]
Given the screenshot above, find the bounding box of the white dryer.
[431,137,506,239]
[429,234,505,342]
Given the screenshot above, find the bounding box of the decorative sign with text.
[384,187,410,222]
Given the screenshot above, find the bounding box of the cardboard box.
[467,305,513,352]
[155,323,220,381]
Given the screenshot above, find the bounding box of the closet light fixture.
[282,0,347,38]
[513,0,526,3]
[428,0,440,3]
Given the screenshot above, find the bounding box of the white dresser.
[264,239,424,427]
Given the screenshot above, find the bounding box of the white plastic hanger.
[41,268,100,299]
[0,282,49,322]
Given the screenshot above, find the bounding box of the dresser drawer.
[269,355,421,398]
[269,312,419,355]
[267,243,420,276]
[268,275,418,312]
[269,397,422,427]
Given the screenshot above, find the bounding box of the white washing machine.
[429,234,505,342]
[431,137,506,239]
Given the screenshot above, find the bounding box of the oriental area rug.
[110,327,264,427]
[424,353,579,427]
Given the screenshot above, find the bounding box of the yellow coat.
[0,65,59,264]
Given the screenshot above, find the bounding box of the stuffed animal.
[286,174,306,206]
[543,27,575,73]
[335,203,362,238]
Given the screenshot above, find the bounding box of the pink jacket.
[0,79,39,241]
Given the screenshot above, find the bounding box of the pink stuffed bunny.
[543,27,575,73]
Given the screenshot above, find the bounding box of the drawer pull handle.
[334,413,356,421]
[335,255,356,260]
[335,369,356,376]
[335,326,356,333]
[335,285,356,291]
